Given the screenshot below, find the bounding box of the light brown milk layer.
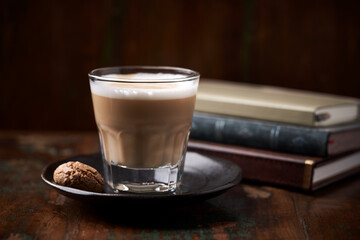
[92,93,196,168]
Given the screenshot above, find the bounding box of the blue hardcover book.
[190,112,360,157]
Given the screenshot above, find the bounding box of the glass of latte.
[89,66,199,193]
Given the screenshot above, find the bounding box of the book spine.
[187,141,312,190]
[190,113,329,157]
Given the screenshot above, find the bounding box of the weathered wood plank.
[0,132,359,239]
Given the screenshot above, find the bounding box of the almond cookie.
[53,161,104,193]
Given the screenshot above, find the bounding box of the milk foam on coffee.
[90,73,197,100]
[90,73,198,169]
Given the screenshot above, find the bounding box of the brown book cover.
[187,140,360,191]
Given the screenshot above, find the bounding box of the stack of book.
[188,79,360,191]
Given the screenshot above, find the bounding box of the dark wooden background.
[1,0,360,130]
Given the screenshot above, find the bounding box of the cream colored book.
[195,79,360,127]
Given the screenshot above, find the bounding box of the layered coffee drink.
[91,73,197,168]
[89,68,199,193]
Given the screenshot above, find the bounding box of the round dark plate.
[41,152,242,207]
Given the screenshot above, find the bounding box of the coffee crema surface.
[90,73,197,168]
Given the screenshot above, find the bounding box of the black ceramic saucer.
[41,152,241,207]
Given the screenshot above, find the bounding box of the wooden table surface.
[0,131,359,240]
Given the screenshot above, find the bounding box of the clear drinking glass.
[89,66,199,193]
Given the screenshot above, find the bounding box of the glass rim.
[88,66,200,83]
